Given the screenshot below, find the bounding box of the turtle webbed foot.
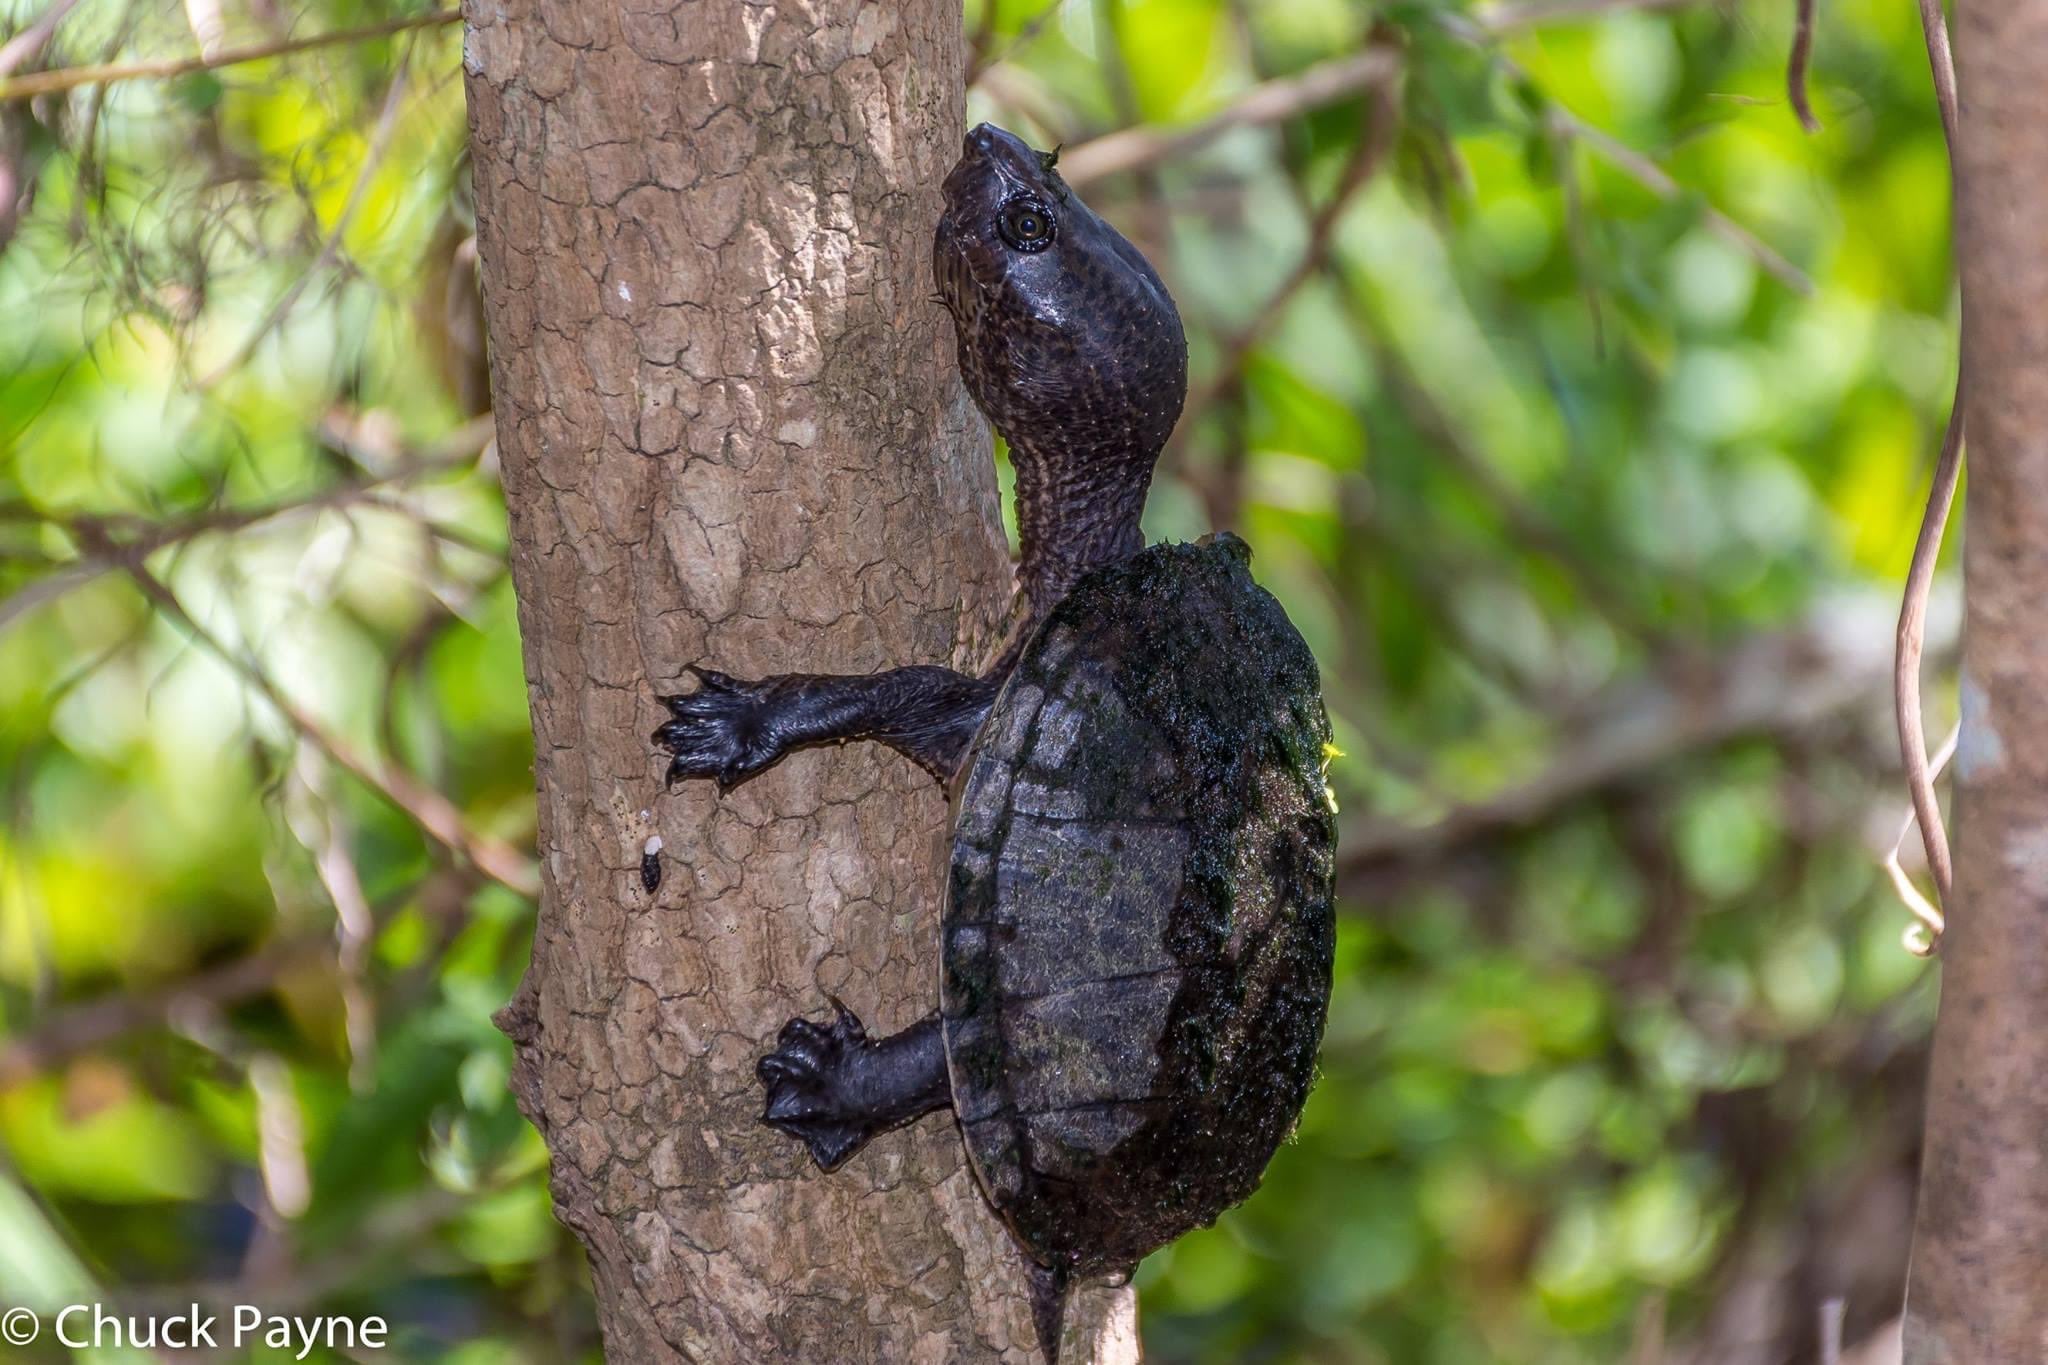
[756,1002,883,1171]
[652,667,783,791]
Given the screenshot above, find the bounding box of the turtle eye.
[998,198,1056,252]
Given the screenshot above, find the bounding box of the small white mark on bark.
[739,5,769,62]
[776,419,816,447]
[618,281,634,303]
[1957,674,2006,778]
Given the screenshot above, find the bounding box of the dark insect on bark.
[639,838,662,894]
[651,124,1336,1364]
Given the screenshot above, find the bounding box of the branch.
[1094,0,1175,275]
[1552,113,1608,354]
[286,752,381,1089]
[1893,380,1962,918]
[1787,0,1821,133]
[1168,48,1403,464]
[1884,721,1958,957]
[1916,0,1961,151]
[1361,314,1672,648]
[1338,593,1959,887]
[1059,46,1402,187]
[0,414,494,638]
[1475,0,1699,32]
[0,0,83,80]
[1900,3,2048,1347]
[0,10,459,103]
[195,57,415,390]
[0,852,488,1089]
[1052,4,1812,318]
[98,549,539,898]
[1890,0,1964,946]
[0,937,324,1088]
[965,0,1062,88]
[1436,23,1815,295]
[1551,108,1813,294]
[1190,9,1669,679]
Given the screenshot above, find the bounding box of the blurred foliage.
[0,0,1954,1361]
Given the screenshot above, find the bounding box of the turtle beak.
[964,123,1001,159]
[946,123,1045,210]
[943,126,996,212]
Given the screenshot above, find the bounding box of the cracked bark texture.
[1902,5,2048,1362]
[460,3,1138,1360]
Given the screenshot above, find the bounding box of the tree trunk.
[1902,5,2048,1361]
[460,3,1138,1360]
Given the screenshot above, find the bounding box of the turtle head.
[934,123,1187,462]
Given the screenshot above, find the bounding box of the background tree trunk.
[1902,4,2048,1360]
[461,3,1139,1359]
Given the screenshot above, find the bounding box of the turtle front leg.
[654,665,996,789]
[756,1005,950,1171]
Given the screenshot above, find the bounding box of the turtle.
[652,124,1337,1362]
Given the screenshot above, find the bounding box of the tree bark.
[1902,5,2048,1361]
[461,3,1137,1360]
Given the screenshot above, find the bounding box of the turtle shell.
[940,534,1336,1277]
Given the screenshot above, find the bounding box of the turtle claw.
[651,667,782,791]
[756,1002,881,1171]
